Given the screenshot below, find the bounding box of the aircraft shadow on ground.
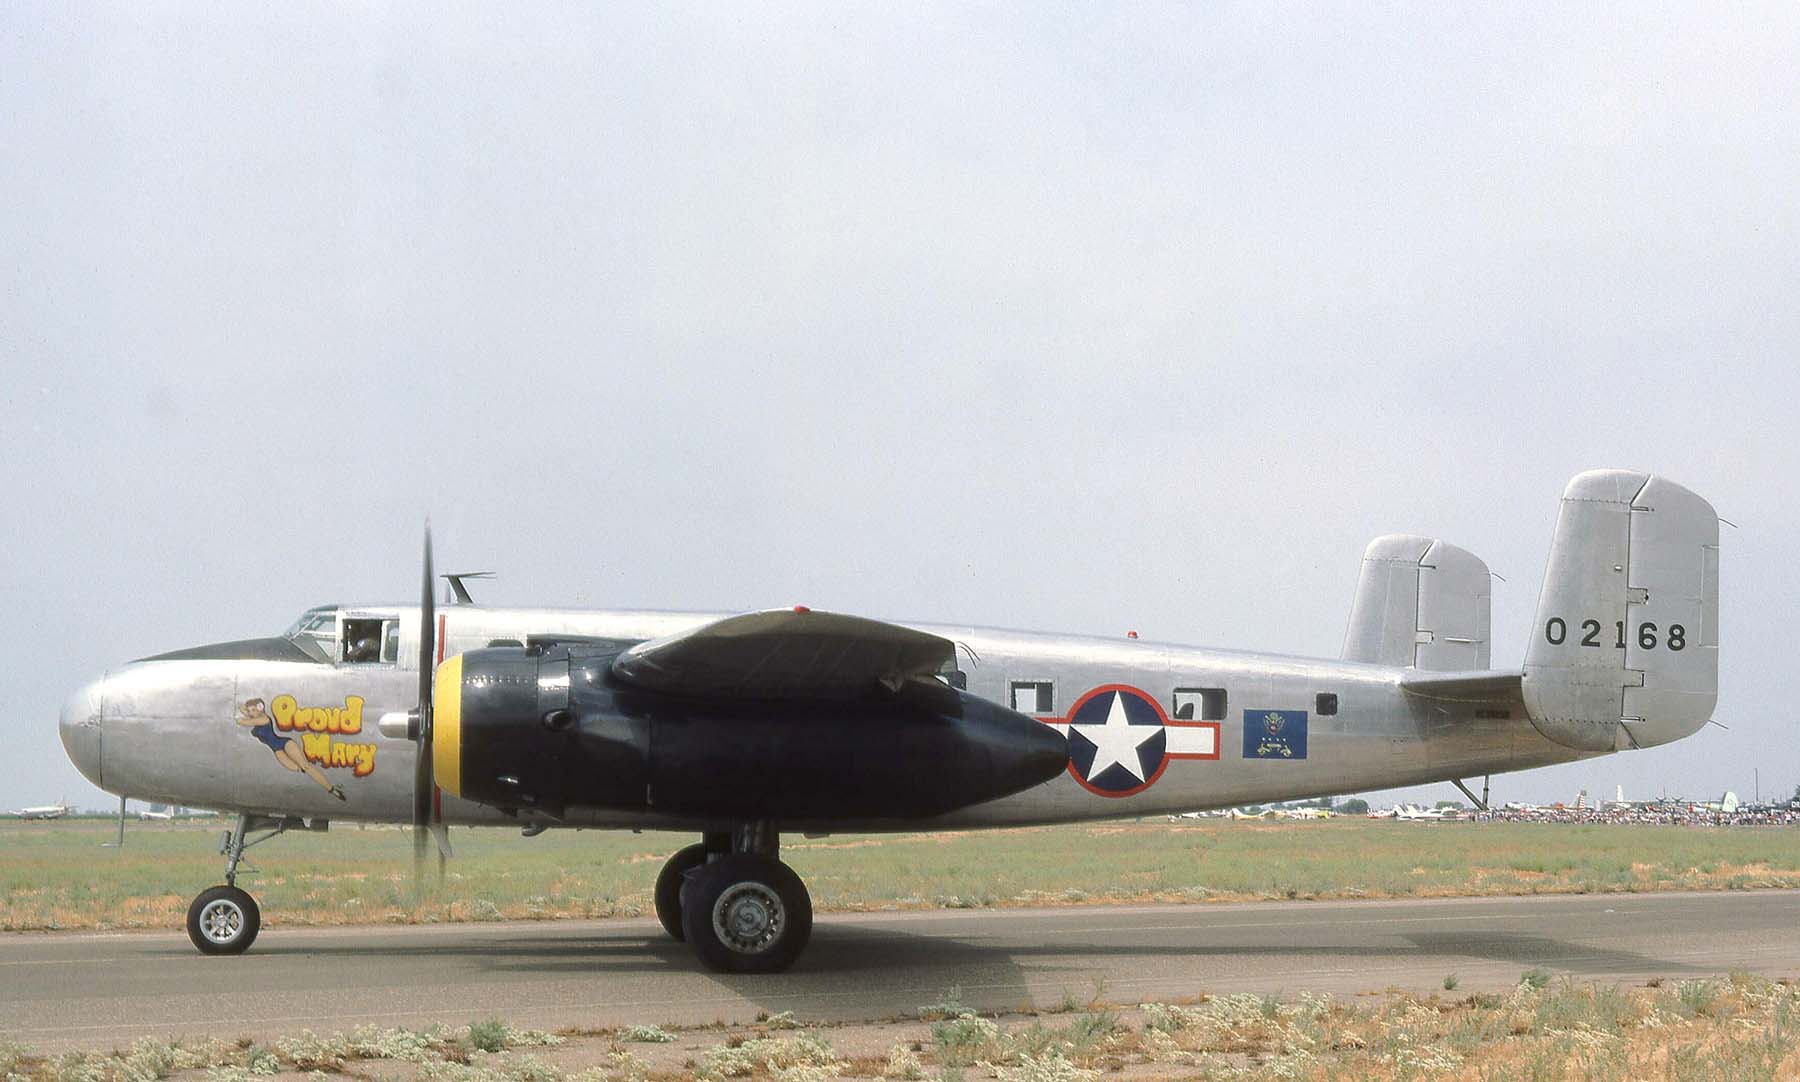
[182,917,1699,1006]
[1399,931,1700,977]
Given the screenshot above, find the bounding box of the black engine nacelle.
[434,646,1069,821]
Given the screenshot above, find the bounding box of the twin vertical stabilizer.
[1374,469,1720,758]
[1521,470,1719,751]
[1343,535,1492,671]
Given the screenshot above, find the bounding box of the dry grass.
[3,818,1800,932]
[2,975,1795,1081]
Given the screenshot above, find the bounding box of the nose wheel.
[187,885,261,954]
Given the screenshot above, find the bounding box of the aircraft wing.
[1398,669,1524,705]
[610,608,955,700]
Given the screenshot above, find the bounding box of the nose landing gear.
[651,822,813,973]
[184,813,327,955]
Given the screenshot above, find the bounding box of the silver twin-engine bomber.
[57,469,1721,972]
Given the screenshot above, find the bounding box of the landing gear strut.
[653,822,813,973]
[184,813,325,955]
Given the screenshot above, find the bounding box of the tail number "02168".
[1544,618,1686,651]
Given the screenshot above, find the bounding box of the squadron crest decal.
[1244,709,1308,760]
[1044,684,1220,797]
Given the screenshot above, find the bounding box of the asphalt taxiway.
[4,890,1798,1051]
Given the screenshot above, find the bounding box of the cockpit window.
[283,607,338,663]
[283,607,336,639]
[285,607,399,666]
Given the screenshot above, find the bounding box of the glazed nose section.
[60,675,105,789]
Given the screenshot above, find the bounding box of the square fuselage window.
[1010,680,1054,714]
[1172,687,1227,721]
[1316,693,1339,716]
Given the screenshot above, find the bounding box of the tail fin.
[1343,535,1491,670]
[1522,470,1719,752]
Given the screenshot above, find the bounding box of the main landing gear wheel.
[654,843,709,941]
[680,854,812,974]
[186,885,261,955]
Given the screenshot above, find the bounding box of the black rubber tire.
[680,854,812,974]
[654,843,709,941]
[186,885,261,955]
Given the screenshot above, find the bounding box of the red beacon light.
[1126,630,1139,639]
[793,605,812,614]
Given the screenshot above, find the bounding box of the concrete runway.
[4,890,1799,1052]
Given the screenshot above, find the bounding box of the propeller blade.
[413,524,436,891]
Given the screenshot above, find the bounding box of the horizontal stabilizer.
[1400,669,1523,705]
[611,609,954,701]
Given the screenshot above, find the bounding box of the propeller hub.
[377,710,421,741]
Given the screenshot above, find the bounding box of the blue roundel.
[1066,687,1167,794]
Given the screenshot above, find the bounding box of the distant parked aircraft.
[11,800,73,820]
[1278,807,1333,820]
[1229,807,1275,820]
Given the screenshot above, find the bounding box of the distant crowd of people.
[1474,803,1800,827]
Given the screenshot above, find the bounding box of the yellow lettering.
[266,694,366,734]
[265,696,376,776]
[301,731,332,763]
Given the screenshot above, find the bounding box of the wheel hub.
[199,898,244,944]
[713,881,784,954]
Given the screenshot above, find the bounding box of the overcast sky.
[3,5,1797,813]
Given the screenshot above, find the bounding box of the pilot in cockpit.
[345,634,380,663]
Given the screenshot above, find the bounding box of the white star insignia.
[1070,691,1159,782]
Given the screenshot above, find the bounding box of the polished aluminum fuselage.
[61,606,1590,832]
